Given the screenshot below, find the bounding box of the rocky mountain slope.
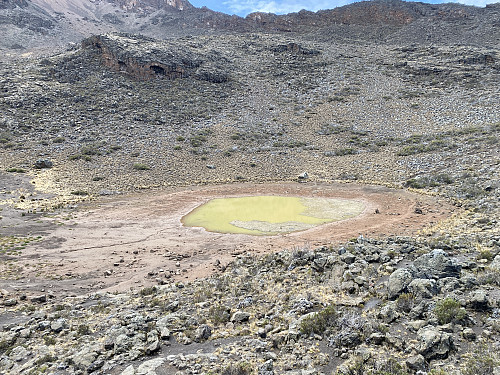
[0,0,499,374]
[1,0,500,54]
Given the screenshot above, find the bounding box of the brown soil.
[0,182,455,297]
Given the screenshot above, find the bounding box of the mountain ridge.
[1,0,500,54]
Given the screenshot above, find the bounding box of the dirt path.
[0,182,454,297]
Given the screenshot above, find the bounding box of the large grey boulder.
[406,354,427,372]
[387,268,414,299]
[414,250,461,279]
[231,311,250,323]
[468,289,491,311]
[34,159,53,169]
[417,327,453,360]
[136,358,166,375]
[194,324,212,342]
[490,255,500,271]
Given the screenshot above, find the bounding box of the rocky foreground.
[0,174,499,374]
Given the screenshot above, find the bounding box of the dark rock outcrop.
[81,34,229,82]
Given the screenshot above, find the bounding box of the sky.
[188,0,498,17]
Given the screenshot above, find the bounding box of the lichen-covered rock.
[81,34,230,83]
[417,327,453,360]
[387,268,414,299]
[231,311,250,323]
[414,250,461,279]
[408,278,438,299]
[34,159,53,169]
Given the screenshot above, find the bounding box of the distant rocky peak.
[109,0,193,12]
[0,0,28,9]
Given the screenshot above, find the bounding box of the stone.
[50,318,66,333]
[334,330,362,348]
[3,299,17,307]
[145,331,160,354]
[258,359,274,375]
[30,294,47,303]
[462,328,476,341]
[417,327,453,360]
[71,344,99,370]
[34,159,53,169]
[438,277,461,293]
[82,34,228,83]
[340,251,356,264]
[406,354,427,372]
[10,346,29,362]
[194,324,212,342]
[231,311,250,323]
[114,334,132,354]
[379,301,399,323]
[121,365,135,375]
[468,289,490,310]
[490,255,500,271]
[369,332,385,345]
[136,358,165,375]
[159,327,171,340]
[387,268,414,299]
[414,250,461,279]
[408,278,438,299]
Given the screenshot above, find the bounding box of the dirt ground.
[0,181,455,298]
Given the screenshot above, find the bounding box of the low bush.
[300,305,337,336]
[433,298,467,324]
[133,163,150,170]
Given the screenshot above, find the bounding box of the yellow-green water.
[182,196,365,235]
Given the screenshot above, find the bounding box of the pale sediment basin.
[182,195,365,235]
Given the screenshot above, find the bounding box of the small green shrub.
[300,305,337,336]
[208,304,231,325]
[462,345,499,375]
[433,298,467,324]
[140,286,157,296]
[335,148,357,156]
[133,163,150,170]
[43,335,56,346]
[77,324,91,336]
[80,145,101,156]
[53,137,65,143]
[337,357,410,375]
[70,190,88,196]
[477,249,494,262]
[193,287,213,303]
[404,174,453,189]
[221,362,252,375]
[6,168,26,173]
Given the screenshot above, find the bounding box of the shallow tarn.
[182,195,365,235]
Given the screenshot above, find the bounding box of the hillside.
[0,0,499,374]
